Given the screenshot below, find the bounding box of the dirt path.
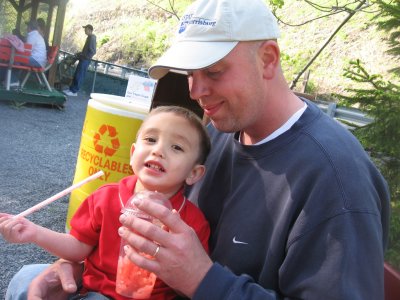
[0,94,89,297]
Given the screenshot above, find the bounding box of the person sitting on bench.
[0,20,47,88]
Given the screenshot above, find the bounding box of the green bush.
[335,0,400,269]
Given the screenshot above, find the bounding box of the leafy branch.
[146,0,180,20]
[289,0,368,89]
[272,0,373,27]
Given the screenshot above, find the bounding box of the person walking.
[63,24,96,96]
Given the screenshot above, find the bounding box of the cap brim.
[149,41,238,80]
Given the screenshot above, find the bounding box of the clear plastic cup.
[115,191,171,299]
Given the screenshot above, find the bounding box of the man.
[36,18,49,52]
[8,0,390,299]
[0,20,46,88]
[63,24,96,96]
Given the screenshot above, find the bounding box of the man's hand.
[118,198,213,298]
[28,259,83,300]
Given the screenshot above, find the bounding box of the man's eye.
[172,145,183,151]
[206,69,221,78]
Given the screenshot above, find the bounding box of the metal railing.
[57,50,148,94]
[314,100,373,129]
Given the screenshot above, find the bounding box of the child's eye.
[172,145,184,152]
[143,137,156,143]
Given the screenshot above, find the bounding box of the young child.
[0,106,211,300]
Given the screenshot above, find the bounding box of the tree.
[336,0,400,184]
[335,0,400,269]
[0,0,18,36]
[270,0,374,89]
[338,60,400,161]
[374,0,400,75]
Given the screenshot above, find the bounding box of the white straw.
[14,170,105,218]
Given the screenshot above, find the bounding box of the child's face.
[130,112,204,196]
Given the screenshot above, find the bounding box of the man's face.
[187,42,266,134]
[84,27,91,35]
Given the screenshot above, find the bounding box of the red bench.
[0,39,59,91]
[0,38,32,90]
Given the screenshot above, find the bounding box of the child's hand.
[0,213,37,244]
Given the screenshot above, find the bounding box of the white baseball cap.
[148,0,280,80]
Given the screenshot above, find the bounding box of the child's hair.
[140,105,211,164]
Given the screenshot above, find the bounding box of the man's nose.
[188,72,210,100]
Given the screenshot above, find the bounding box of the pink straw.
[14,170,105,218]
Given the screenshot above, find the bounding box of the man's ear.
[259,40,280,80]
[185,164,206,186]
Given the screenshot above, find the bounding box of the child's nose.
[152,143,165,158]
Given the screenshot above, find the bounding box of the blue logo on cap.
[178,13,216,34]
[179,22,187,34]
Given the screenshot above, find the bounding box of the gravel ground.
[0,92,89,297]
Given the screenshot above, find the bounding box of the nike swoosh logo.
[233,236,248,245]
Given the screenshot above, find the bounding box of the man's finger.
[118,224,163,256]
[123,243,161,274]
[129,197,189,233]
[57,260,81,293]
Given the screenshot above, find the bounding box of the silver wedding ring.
[153,245,160,257]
